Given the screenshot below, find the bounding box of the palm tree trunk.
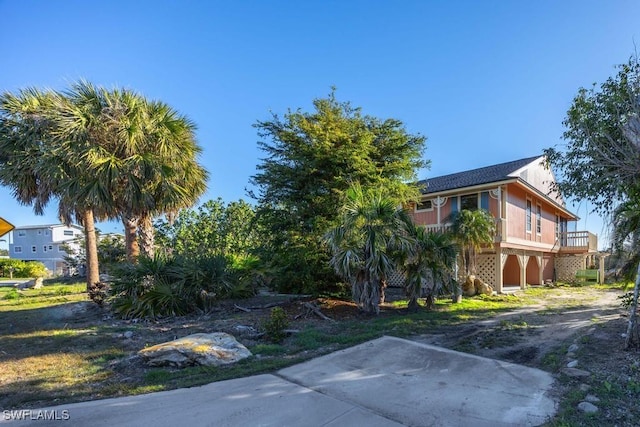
[624,261,640,349]
[122,215,140,262]
[370,278,381,315]
[139,213,155,258]
[82,209,100,293]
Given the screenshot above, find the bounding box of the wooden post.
[598,253,607,285]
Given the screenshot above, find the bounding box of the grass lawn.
[0,279,634,426]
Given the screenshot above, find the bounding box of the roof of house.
[12,224,84,231]
[419,155,543,194]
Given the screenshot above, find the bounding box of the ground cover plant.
[0,280,638,426]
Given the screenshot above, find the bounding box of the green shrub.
[2,288,20,300]
[21,261,49,278]
[109,255,191,318]
[263,307,289,343]
[0,259,48,278]
[108,253,260,318]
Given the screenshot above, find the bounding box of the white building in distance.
[9,224,84,275]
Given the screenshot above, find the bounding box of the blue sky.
[1,0,639,250]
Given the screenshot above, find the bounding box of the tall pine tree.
[250,90,428,293]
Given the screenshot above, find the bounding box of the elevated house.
[8,224,84,276]
[408,155,600,292]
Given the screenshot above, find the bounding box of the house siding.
[505,186,528,241]
[9,225,83,275]
[406,156,599,292]
[411,204,438,224]
[504,186,568,247]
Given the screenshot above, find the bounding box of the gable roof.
[419,155,543,194]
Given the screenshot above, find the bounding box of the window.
[17,230,26,237]
[43,245,48,252]
[59,246,67,252]
[555,214,560,237]
[415,200,433,211]
[14,246,22,253]
[45,230,50,236]
[460,194,478,211]
[536,204,542,234]
[63,230,74,236]
[37,230,42,235]
[31,246,37,253]
[526,200,532,232]
[49,245,53,251]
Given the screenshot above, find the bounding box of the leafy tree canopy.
[155,198,258,260]
[249,90,428,292]
[544,55,640,349]
[544,56,640,216]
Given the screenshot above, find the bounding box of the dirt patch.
[413,288,623,366]
[2,284,638,425]
[410,287,640,426]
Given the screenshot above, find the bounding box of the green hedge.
[0,259,48,278]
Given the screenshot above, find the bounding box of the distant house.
[407,155,601,292]
[8,224,84,275]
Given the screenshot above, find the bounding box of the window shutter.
[481,192,489,210]
[451,196,458,214]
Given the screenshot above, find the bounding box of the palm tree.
[0,85,110,291]
[449,209,496,276]
[125,99,207,259]
[59,83,207,261]
[611,196,640,349]
[0,81,208,290]
[325,184,415,314]
[403,226,458,311]
[0,88,58,216]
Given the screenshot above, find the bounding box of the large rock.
[577,401,598,413]
[561,367,591,378]
[474,277,493,296]
[139,332,252,368]
[462,275,476,296]
[15,277,43,290]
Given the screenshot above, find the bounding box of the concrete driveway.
[0,280,28,288]
[1,336,556,426]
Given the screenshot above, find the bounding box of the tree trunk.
[122,215,140,262]
[138,213,155,258]
[624,261,640,349]
[406,273,421,312]
[461,249,469,276]
[407,295,420,312]
[360,278,381,315]
[82,209,100,293]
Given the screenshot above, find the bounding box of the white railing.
[558,231,598,251]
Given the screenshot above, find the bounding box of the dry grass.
[0,279,636,426]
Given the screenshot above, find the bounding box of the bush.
[0,259,48,278]
[263,307,290,343]
[109,255,192,318]
[108,254,260,318]
[2,289,20,300]
[20,261,49,278]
